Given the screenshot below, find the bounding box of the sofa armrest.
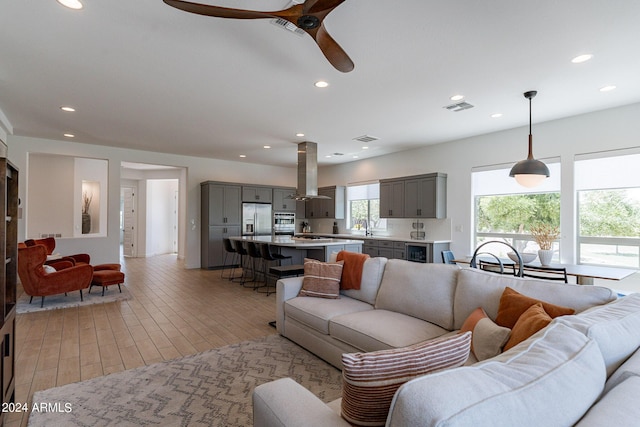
[276,277,304,335]
[253,378,349,427]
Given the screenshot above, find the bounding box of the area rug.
[16,286,132,314]
[29,334,343,426]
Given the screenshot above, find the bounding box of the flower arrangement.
[82,192,93,215]
[529,223,559,250]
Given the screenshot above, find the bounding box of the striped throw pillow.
[298,258,344,299]
[341,332,471,426]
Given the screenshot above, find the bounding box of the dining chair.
[441,250,456,265]
[479,259,517,276]
[522,265,568,283]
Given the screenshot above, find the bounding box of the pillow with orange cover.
[503,303,553,351]
[495,287,574,329]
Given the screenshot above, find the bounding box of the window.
[472,163,561,259]
[347,183,386,233]
[576,151,640,268]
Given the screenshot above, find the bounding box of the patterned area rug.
[29,335,343,426]
[16,286,131,313]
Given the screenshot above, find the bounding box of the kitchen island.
[230,235,363,263]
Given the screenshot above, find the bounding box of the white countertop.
[231,235,364,248]
[295,233,451,244]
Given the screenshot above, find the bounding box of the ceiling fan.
[163,0,355,72]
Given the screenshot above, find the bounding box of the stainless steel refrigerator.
[242,203,273,236]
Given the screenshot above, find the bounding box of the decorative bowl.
[507,252,537,263]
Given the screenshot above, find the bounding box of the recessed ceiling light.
[491,113,503,118]
[64,133,75,138]
[450,94,464,101]
[60,106,76,112]
[353,155,359,159]
[362,146,369,150]
[314,80,329,88]
[296,133,305,137]
[57,0,83,10]
[599,85,616,92]
[571,54,593,64]
[239,154,247,158]
[263,145,271,149]
[325,155,332,158]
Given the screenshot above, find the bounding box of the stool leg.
[102,286,106,296]
[80,289,84,302]
[41,296,45,308]
[118,284,122,293]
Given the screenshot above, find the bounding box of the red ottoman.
[90,264,125,296]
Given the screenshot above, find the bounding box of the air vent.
[353,135,379,143]
[270,18,305,36]
[444,101,474,112]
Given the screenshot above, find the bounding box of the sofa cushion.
[460,307,510,361]
[495,287,574,329]
[453,267,617,330]
[341,332,471,427]
[330,309,449,352]
[575,375,640,427]
[375,260,459,330]
[604,347,640,394]
[285,296,374,335]
[340,257,387,305]
[387,323,606,427]
[555,292,640,376]
[299,259,343,299]
[503,303,552,351]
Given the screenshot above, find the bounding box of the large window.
[576,151,640,268]
[347,183,386,233]
[472,163,561,259]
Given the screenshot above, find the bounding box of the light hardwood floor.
[8,254,276,427]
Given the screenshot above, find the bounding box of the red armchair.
[18,244,94,307]
[23,237,91,265]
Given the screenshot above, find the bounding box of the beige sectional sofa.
[253,258,640,426]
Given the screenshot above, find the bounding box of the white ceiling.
[1,0,640,167]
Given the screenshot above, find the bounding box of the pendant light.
[509,90,550,187]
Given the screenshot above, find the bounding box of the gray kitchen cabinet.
[404,173,447,219]
[201,182,241,268]
[242,185,273,203]
[379,179,404,218]
[406,241,450,263]
[362,239,405,260]
[273,187,297,211]
[307,186,345,219]
[381,173,446,219]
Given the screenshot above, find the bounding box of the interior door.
[122,187,135,257]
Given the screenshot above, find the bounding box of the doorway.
[120,162,186,259]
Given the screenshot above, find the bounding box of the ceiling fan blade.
[163,0,274,19]
[312,23,354,73]
[304,0,346,14]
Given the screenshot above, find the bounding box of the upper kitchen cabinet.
[379,179,405,218]
[404,173,447,219]
[202,182,241,225]
[273,187,297,212]
[242,186,273,203]
[380,173,447,219]
[307,186,345,219]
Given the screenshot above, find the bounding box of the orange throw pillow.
[495,287,575,329]
[503,303,552,351]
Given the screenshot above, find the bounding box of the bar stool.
[245,241,264,289]
[258,244,287,296]
[221,238,239,280]
[233,240,250,285]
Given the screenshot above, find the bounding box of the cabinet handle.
[4,334,9,357]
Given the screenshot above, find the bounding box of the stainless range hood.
[291,141,331,201]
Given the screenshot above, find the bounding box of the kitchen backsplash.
[305,217,452,241]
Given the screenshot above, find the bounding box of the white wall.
[9,135,297,268]
[320,102,640,262]
[145,179,178,257]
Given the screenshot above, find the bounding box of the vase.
[538,249,554,266]
[82,213,91,234]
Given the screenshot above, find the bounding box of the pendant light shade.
[509,90,550,187]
